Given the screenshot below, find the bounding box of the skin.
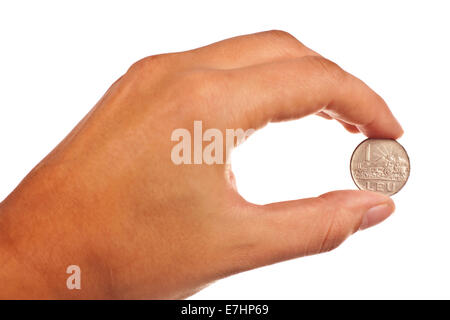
[0,31,403,299]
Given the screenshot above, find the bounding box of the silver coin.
[350,139,410,196]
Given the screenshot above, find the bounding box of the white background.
[0,1,449,299]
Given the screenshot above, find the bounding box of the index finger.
[212,56,403,139]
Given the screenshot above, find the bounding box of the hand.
[0,30,403,299]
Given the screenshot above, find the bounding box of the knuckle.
[260,30,317,58]
[263,29,306,53]
[315,195,353,253]
[265,29,297,42]
[307,56,347,82]
[317,215,346,253]
[127,54,171,76]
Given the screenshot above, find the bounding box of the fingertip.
[359,199,395,230]
[340,78,404,139]
[358,117,404,139]
[319,189,392,208]
[395,125,405,139]
[387,116,404,139]
[360,97,404,139]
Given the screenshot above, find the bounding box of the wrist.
[0,164,115,299]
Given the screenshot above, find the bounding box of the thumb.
[236,190,395,270]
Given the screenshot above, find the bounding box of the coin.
[350,139,410,195]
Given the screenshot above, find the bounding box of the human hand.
[0,30,403,299]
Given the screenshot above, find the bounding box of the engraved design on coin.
[350,139,410,195]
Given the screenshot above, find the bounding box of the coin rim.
[349,138,410,196]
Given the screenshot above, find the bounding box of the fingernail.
[360,202,395,230]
